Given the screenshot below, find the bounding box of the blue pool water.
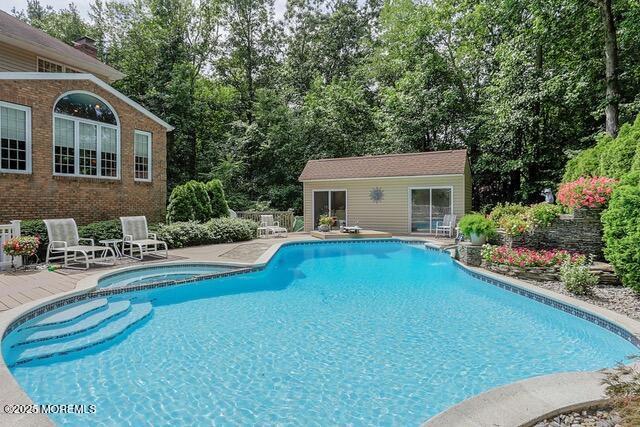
[4,241,638,426]
[98,264,238,288]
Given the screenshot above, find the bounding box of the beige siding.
[303,175,466,233]
[464,161,473,213]
[0,41,37,72]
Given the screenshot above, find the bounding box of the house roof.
[0,73,173,130]
[298,150,468,181]
[0,10,124,82]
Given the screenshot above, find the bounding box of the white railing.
[0,220,21,270]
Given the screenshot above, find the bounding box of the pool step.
[14,300,132,347]
[11,302,153,367]
[20,298,109,331]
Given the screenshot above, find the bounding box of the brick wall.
[0,79,167,225]
[500,208,604,260]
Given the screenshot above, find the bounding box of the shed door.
[410,188,452,233]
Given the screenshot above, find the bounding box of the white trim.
[134,129,152,182]
[311,189,348,229]
[52,91,121,180]
[0,100,32,174]
[300,173,464,183]
[407,186,454,234]
[0,72,174,130]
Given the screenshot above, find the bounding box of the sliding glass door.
[313,190,347,228]
[410,188,452,233]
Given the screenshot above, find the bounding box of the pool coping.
[0,236,638,426]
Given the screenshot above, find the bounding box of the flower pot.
[469,233,486,246]
[318,224,330,232]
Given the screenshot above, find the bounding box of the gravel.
[527,280,640,321]
[534,408,622,427]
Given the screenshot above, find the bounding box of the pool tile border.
[4,238,639,351]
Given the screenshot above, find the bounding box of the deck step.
[11,302,153,367]
[14,300,132,347]
[21,298,109,330]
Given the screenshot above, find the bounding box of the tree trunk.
[597,0,620,136]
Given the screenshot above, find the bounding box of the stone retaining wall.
[500,208,604,259]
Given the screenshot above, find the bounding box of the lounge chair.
[120,216,168,260]
[44,218,116,269]
[435,214,457,238]
[260,215,288,238]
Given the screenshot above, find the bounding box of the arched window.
[53,91,119,178]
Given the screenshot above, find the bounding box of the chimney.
[73,36,97,58]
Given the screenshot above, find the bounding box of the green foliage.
[166,181,213,223]
[564,115,640,182]
[560,260,598,295]
[602,171,640,291]
[155,218,257,248]
[458,214,496,238]
[204,218,257,244]
[78,220,122,242]
[204,179,229,218]
[488,203,528,224]
[527,203,564,228]
[155,221,213,249]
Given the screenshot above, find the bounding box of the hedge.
[155,218,257,249]
[602,171,640,291]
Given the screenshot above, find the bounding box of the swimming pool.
[3,241,638,425]
[97,264,240,289]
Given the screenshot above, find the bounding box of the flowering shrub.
[557,176,618,209]
[560,260,598,295]
[2,236,40,257]
[481,245,585,268]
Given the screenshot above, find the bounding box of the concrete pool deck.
[1,234,635,427]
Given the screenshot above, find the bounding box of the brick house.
[0,11,173,224]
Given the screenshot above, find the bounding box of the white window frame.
[134,130,152,182]
[407,186,454,234]
[311,189,348,228]
[0,100,32,174]
[52,91,120,180]
[37,56,78,73]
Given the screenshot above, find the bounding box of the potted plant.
[458,214,496,245]
[2,236,40,269]
[318,215,333,232]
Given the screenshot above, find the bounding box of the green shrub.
[78,220,122,242]
[155,221,213,249]
[204,179,229,218]
[600,122,640,179]
[527,203,563,228]
[458,214,496,238]
[563,114,640,182]
[155,218,257,249]
[488,203,528,223]
[560,260,598,295]
[166,180,213,223]
[602,171,640,291]
[204,217,257,243]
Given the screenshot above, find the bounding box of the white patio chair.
[44,218,115,270]
[260,215,288,238]
[435,214,457,238]
[120,216,168,260]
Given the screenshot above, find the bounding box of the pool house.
[298,150,472,233]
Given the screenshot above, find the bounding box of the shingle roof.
[0,10,124,82]
[298,150,468,181]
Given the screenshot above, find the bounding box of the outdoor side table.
[99,239,123,258]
